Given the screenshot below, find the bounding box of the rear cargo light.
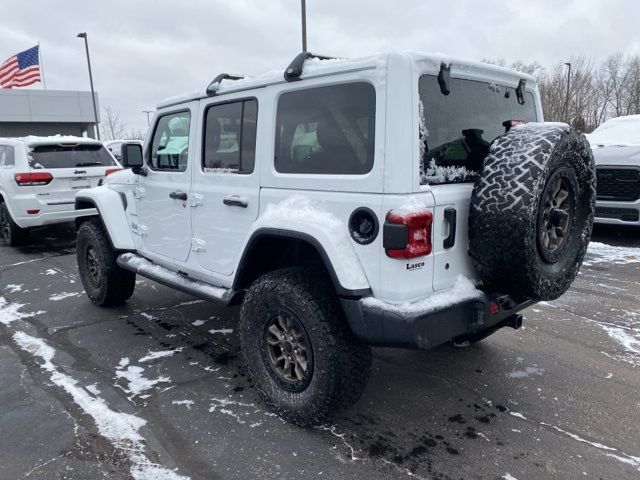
[14,172,53,186]
[384,210,433,259]
[105,168,122,176]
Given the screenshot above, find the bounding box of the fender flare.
[75,186,136,251]
[234,228,371,297]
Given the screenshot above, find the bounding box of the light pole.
[564,62,572,125]
[142,110,153,127]
[77,32,100,140]
[301,0,307,52]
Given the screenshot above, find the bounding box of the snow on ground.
[115,358,170,397]
[12,332,189,480]
[139,349,183,363]
[49,292,82,301]
[583,242,640,266]
[191,320,205,326]
[361,275,482,316]
[5,284,23,293]
[172,400,194,410]
[43,269,58,275]
[208,328,233,335]
[507,366,545,379]
[0,297,44,325]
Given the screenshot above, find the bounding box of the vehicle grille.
[596,167,640,201]
[595,206,640,222]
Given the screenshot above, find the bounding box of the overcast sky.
[3,0,640,134]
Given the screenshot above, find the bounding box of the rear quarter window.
[29,144,116,169]
[275,82,375,175]
[419,75,538,184]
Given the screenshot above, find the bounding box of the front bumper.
[594,199,640,226]
[341,294,534,350]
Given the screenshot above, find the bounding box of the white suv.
[74,51,596,425]
[0,136,120,245]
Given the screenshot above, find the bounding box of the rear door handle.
[443,207,457,249]
[223,196,248,208]
[169,191,188,201]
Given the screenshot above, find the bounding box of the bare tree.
[100,106,127,141]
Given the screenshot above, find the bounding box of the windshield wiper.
[75,162,104,167]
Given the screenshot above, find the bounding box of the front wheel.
[77,218,136,306]
[239,267,372,426]
[0,201,28,246]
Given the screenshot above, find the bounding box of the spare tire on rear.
[469,123,596,301]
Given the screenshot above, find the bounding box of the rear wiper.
[75,162,103,167]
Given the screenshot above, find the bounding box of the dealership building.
[0,88,100,139]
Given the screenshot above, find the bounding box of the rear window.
[419,75,538,184]
[275,82,375,175]
[29,144,116,169]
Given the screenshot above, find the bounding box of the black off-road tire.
[239,267,372,426]
[469,123,596,301]
[0,201,28,246]
[77,219,136,306]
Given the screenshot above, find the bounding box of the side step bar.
[117,253,235,305]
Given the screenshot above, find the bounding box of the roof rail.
[284,52,336,82]
[206,73,245,96]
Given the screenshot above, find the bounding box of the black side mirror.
[120,143,144,173]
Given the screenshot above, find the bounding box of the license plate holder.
[71,178,91,190]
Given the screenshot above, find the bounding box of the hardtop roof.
[156,51,536,109]
[0,135,103,148]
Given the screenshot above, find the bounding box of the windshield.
[419,75,538,184]
[30,144,117,169]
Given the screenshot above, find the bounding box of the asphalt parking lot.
[1,224,639,480]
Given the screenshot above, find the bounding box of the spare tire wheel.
[469,123,596,301]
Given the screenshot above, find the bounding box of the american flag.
[0,45,41,89]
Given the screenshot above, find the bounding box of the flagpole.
[38,41,47,90]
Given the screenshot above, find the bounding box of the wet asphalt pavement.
[0,223,639,480]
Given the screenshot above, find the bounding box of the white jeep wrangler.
[75,51,596,426]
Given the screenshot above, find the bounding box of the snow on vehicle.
[73,51,596,426]
[588,115,640,226]
[0,135,121,246]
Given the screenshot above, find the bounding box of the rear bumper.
[594,199,640,226]
[15,207,97,228]
[341,294,534,349]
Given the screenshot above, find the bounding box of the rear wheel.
[77,219,135,306]
[0,201,28,246]
[239,267,372,426]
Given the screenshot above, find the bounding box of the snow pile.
[260,196,368,288]
[116,357,170,397]
[588,115,640,147]
[119,253,228,300]
[12,332,189,480]
[362,275,482,316]
[582,242,640,266]
[421,159,479,184]
[0,297,44,325]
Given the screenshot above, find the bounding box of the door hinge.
[190,193,204,208]
[134,187,145,200]
[131,222,148,237]
[192,238,207,252]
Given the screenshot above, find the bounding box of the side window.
[275,83,376,175]
[203,99,257,174]
[0,146,5,166]
[3,146,15,166]
[149,111,191,171]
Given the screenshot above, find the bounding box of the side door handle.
[223,195,248,208]
[443,207,457,249]
[169,191,188,201]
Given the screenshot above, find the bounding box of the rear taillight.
[384,210,433,259]
[14,172,53,186]
[105,168,122,176]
